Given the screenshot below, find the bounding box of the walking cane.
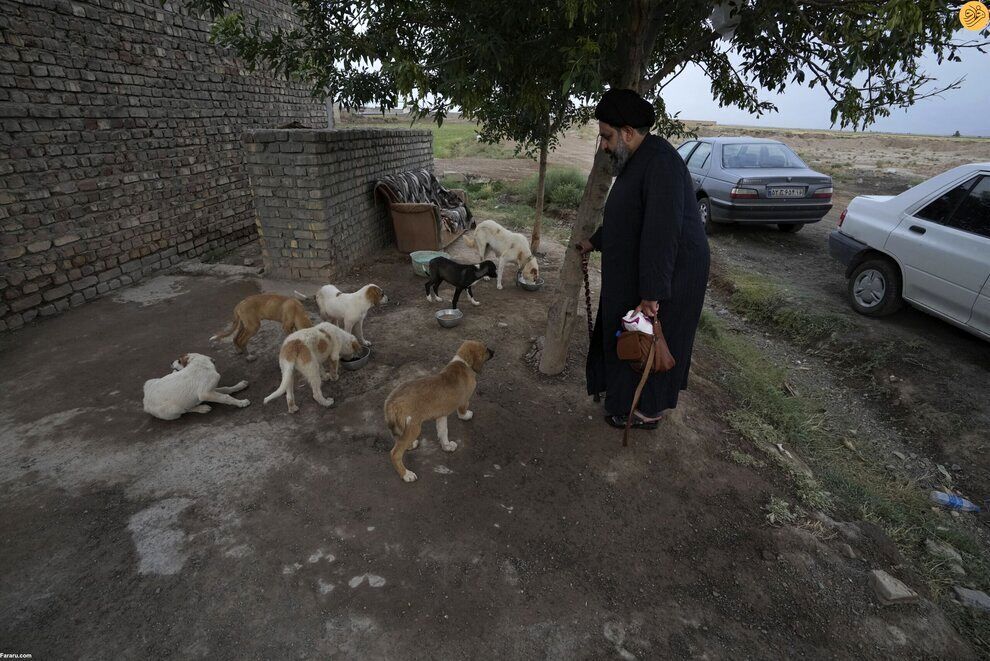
[581,252,601,403]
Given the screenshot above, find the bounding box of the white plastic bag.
[621,309,654,335]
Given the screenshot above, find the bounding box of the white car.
[828,163,990,341]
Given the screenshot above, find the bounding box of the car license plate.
[767,186,805,198]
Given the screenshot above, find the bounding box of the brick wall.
[243,129,433,281]
[0,0,328,331]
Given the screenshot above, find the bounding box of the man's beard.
[607,140,630,175]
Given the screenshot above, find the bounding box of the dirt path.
[706,178,990,502]
[0,234,977,657]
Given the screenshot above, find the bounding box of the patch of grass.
[729,450,766,469]
[513,167,587,210]
[698,311,990,651]
[714,269,850,345]
[472,199,533,233]
[439,178,507,202]
[442,174,583,247]
[765,496,798,525]
[428,122,515,159]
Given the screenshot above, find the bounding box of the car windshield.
[721,143,806,169]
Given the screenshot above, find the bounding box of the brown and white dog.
[263,322,362,413]
[383,340,494,482]
[143,353,250,420]
[464,219,539,290]
[295,284,388,347]
[211,293,312,355]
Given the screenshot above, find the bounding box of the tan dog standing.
[211,293,312,355]
[383,340,495,482]
[263,322,362,413]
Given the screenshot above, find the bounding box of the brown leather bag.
[616,318,675,447]
[616,318,675,374]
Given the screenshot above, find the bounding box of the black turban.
[594,88,656,129]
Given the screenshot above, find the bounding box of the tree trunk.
[538,3,653,375]
[538,147,612,374]
[531,139,548,254]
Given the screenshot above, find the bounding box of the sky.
[662,40,990,137]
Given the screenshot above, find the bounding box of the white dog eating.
[143,353,250,420]
[464,220,539,289]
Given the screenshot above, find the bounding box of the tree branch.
[641,31,719,93]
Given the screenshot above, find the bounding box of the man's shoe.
[604,414,658,430]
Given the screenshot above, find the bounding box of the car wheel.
[699,197,718,235]
[848,258,903,317]
[777,223,802,233]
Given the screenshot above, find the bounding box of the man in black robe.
[577,88,710,430]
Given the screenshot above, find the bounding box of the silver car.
[676,137,833,234]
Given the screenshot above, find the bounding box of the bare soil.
[3,121,990,658]
[0,231,978,658]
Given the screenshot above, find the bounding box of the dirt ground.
[0,228,981,658]
[4,119,990,658]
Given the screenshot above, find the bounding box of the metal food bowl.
[340,345,371,370]
[435,308,464,328]
[515,273,545,291]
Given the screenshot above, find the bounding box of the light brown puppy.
[383,340,495,482]
[264,322,362,413]
[211,293,312,354]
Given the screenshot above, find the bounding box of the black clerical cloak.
[586,134,711,417]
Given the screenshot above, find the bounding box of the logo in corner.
[960,1,990,31]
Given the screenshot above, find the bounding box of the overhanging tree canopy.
[195,0,988,372]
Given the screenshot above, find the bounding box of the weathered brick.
[1,246,26,261]
[10,293,42,312]
[1,0,330,330]
[43,284,72,301]
[53,233,80,246]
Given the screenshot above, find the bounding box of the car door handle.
[909,225,926,235]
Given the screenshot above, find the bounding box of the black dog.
[425,257,497,309]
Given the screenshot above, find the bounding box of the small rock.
[950,564,966,576]
[870,570,919,605]
[838,543,857,559]
[925,539,963,564]
[243,258,254,266]
[889,375,899,383]
[953,586,990,613]
[892,451,906,461]
[811,511,861,542]
[496,322,508,328]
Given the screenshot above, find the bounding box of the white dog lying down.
[143,353,250,420]
[263,322,362,413]
[464,219,540,289]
